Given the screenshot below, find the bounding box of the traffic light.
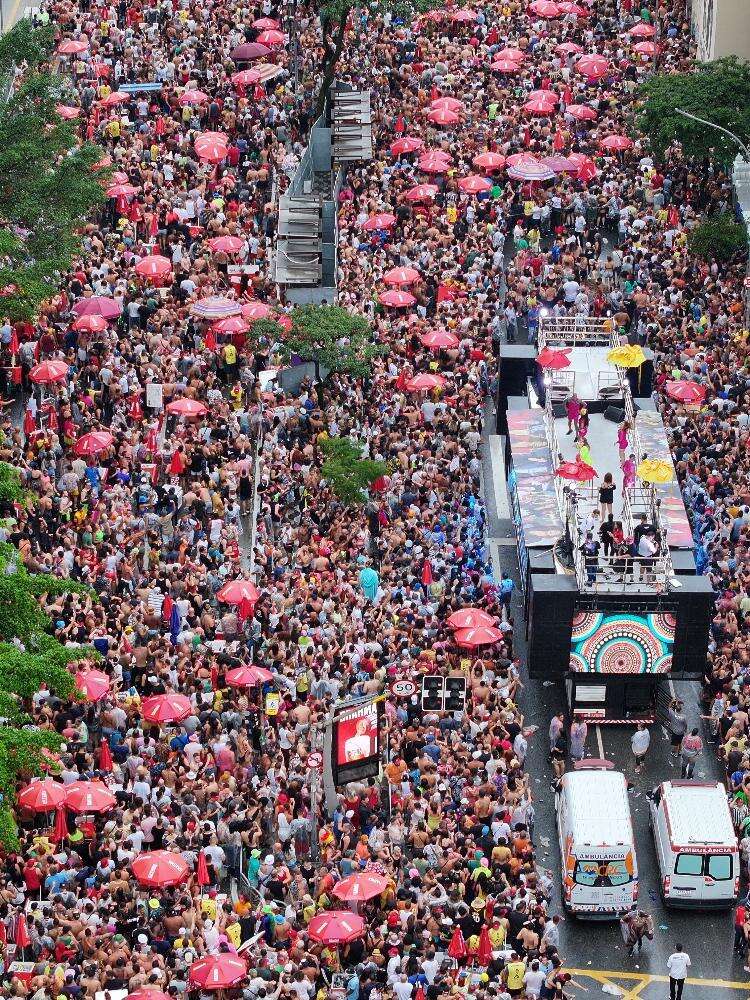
[421,675,444,712]
[444,676,468,713]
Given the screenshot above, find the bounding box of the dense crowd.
[0,0,748,996]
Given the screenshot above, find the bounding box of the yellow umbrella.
[607,344,646,368]
[637,458,674,484]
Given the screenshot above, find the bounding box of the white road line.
[489,435,511,519]
[595,725,605,758]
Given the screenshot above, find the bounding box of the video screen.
[332,699,382,786]
[569,611,676,674]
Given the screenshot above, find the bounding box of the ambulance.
[649,780,739,908]
[555,762,638,919]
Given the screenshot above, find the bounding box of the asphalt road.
[480,408,744,991]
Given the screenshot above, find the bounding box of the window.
[574,858,632,887]
[674,854,703,876]
[707,854,733,881]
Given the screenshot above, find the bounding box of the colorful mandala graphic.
[569,612,675,674]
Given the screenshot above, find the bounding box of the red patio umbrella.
[106,183,138,199]
[179,89,209,105]
[166,398,208,417]
[29,360,69,385]
[419,154,452,174]
[537,346,572,369]
[194,132,229,162]
[141,693,193,725]
[58,39,89,54]
[421,330,459,349]
[524,95,557,115]
[541,155,577,173]
[529,88,559,103]
[189,955,248,990]
[98,738,113,772]
[430,96,465,113]
[231,42,271,60]
[225,664,274,687]
[99,91,129,106]
[665,379,706,404]
[426,107,460,125]
[491,58,523,73]
[391,136,424,156]
[333,871,389,901]
[362,213,397,231]
[556,40,583,54]
[567,152,598,182]
[528,0,561,15]
[453,626,504,648]
[496,46,525,60]
[555,460,597,482]
[566,104,597,120]
[601,134,634,151]
[191,294,242,319]
[132,850,190,888]
[383,266,421,286]
[257,29,284,45]
[446,608,496,629]
[241,300,273,320]
[450,7,477,20]
[75,432,114,456]
[558,1,588,13]
[507,159,556,181]
[206,236,245,253]
[56,104,81,119]
[213,315,250,334]
[447,926,467,959]
[73,314,109,335]
[476,925,493,965]
[18,779,66,812]
[473,152,506,171]
[628,20,656,36]
[576,54,609,77]
[404,184,439,203]
[231,69,262,87]
[75,669,111,702]
[308,911,366,945]
[64,780,116,813]
[52,805,68,843]
[458,175,492,194]
[404,373,446,391]
[253,17,280,28]
[379,289,416,308]
[135,254,172,278]
[72,296,122,318]
[197,850,211,887]
[127,991,172,1000]
[216,579,261,604]
[370,474,391,493]
[633,41,659,56]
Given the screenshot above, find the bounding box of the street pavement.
[481,403,748,997]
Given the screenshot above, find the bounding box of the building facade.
[692,0,750,62]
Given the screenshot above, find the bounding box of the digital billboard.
[332,698,382,785]
[569,611,676,675]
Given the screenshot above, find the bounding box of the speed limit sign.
[390,679,417,698]
[308,751,323,770]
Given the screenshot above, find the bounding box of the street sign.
[307,751,323,770]
[390,679,417,698]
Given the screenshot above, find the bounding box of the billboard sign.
[331,698,382,786]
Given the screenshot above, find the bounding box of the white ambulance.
[556,762,638,919]
[649,780,739,907]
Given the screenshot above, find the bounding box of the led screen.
[569,611,676,674]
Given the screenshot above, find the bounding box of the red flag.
[23,408,36,434]
[253,84,266,101]
[238,596,254,622]
[98,739,113,772]
[395,370,407,391]
[476,925,492,966]
[394,115,405,134]
[11,366,21,385]
[447,926,467,960]
[437,283,455,303]
[204,328,217,351]
[197,850,211,887]
[52,805,68,844]
[14,914,30,949]
[129,394,143,420]
[421,559,433,586]
[162,594,174,621]
[9,330,18,355]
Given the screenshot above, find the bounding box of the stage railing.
[538,314,620,351]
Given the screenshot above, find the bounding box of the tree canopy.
[638,57,750,161]
[321,436,389,505]
[0,25,105,321]
[687,213,748,262]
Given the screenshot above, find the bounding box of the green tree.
[0,18,54,75]
[638,57,750,161]
[321,436,389,505]
[280,304,384,406]
[687,213,748,262]
[0,32,105,320]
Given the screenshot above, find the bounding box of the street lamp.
[675,109,750,328]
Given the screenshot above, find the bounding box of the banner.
[331,698,382,786]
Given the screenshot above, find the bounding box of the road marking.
[488,434,510,518]
[595,724,604,758]
[566,968,750,993]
